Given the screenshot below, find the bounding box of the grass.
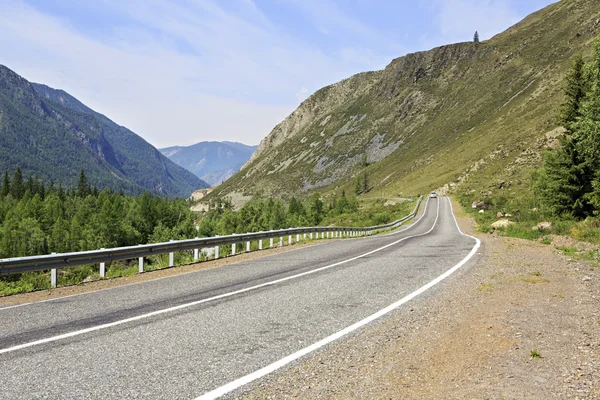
[522,276,550,284]
[530,349,543,359]
[478,282,494,292]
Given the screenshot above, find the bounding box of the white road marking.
[195,197,479,400]
[0,198,436,355]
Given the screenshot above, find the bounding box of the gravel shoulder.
[239,198,600,399]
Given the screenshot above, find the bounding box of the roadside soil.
[240,199,600,399]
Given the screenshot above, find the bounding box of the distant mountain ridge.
[0,65,208,197]
[160,141,257,187]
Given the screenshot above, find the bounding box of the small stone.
[496,212,504,218]
[533,221,553,231]
[491,219,515,229]
[583,276,592,282]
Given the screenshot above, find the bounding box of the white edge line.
[0,198,433,356]
[0,200,425,312]
[194,197,479,400]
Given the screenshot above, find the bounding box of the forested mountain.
[160,141,257,186]
[0,65,208,197]
[209,0,600,205]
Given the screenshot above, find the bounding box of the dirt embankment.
[241,201,600,399]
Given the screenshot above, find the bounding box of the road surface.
[0,197,478,399]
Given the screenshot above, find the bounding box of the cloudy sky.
[0,0,555,148]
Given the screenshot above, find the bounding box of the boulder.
[496,212,504,218]
[491,219,515,229]
[532,221,553,231]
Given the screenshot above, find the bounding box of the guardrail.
[0,196,422,287]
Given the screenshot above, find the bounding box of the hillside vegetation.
[209,0,600,206]
[0,66,208,197]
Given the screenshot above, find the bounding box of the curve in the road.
[196,197,480,400]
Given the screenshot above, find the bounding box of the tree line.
[0,169,197,259]
[198,191,359,238]
[536,37,600,219]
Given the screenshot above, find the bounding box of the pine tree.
[355,176,362,195]
[10,167,24,200]
[561,55,586,128]
[0,171,10,197]
[473,31,480,43]
[77,170,90,198]
[362,170,369,193]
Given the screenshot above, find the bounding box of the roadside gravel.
[239,199,600,399]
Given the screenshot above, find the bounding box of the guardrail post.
[168,240,175,267]
[99,248,106,278]
[215,245,220,259]
[247,241,251,252]
[321,232,324,239]
[288,235,292,245]
[310,233,313,240]
[50,252,57,288]
[304,233,306,240]
[194,248,199,262]
[279,237,283,247]
[259,239,263,250]
[139,256,144,273]
[269,238,273,248]
[232,243,236,256]
[296,234,300,242]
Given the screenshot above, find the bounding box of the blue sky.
[0,0,555,147]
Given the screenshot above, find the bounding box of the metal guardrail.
[0,196,422,285]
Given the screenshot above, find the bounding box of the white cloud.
[0,0,376,147]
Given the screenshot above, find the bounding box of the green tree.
[473,31,480,43]
[0,171,9,198]
[362,170,369,193]
[561,55,586,128]
[77,170,90,199]
[10,167,24,200]
[355,176,362,196]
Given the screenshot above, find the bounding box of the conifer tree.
[0,171,9,197]
[473,31,480,43]
[561,55,586,128]
[77,170,90,198]
[355,176,362,195]
[11,167,24,200]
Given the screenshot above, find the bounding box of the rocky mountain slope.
[0,65,208,197]
[210,0,600,203]
[160,141,257,187]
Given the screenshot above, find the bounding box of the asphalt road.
[0,197,478,399]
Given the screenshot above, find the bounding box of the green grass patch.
[530,349,543,359]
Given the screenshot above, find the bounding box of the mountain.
[160,141,257,187]
[0,65,209,197]
[209,0,600,205]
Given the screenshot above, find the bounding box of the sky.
[0,0,556,148]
